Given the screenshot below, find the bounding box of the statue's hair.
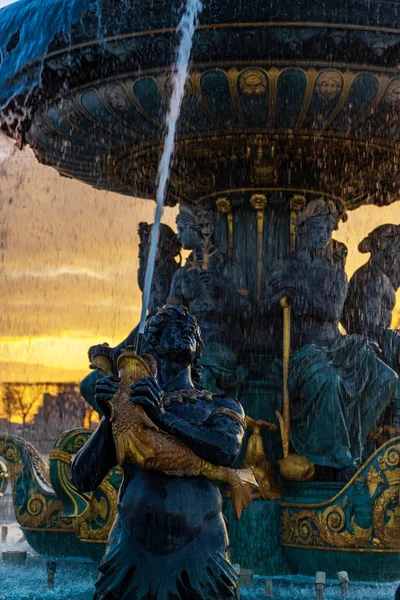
[176,203,215,239]
[359,224,400,254]
[143,304,204,383]
[294,197,347,232]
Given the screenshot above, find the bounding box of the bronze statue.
[100,346,257,519]
[263,199,398,481]
[168,203,250,394]
[342,224,400,348]
[71,305,252,600]
[343,224,400,431]
[80,222,181,413]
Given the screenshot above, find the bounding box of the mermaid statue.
[168,203,250,395]
[262,198,398,480]
[80,222,181,414]
[71,305,249,600]
[343,224,400,430]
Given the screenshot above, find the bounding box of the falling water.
[137,0,203,343]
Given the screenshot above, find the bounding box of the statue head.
[143,304,204,382]
[294,198,347,253]
[137,222,181,292]
[359,224,400,288]
[176,203,215,250]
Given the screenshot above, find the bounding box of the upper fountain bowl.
[2,0,400,209]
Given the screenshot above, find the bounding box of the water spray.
[136,0,203,354]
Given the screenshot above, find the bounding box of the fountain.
[1,0,400,596]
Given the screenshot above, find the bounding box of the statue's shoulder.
[211,394,245,418]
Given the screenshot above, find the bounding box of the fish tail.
[229,467,258,520]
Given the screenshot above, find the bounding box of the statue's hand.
[130,377,164,423]
[95,375,120,418]
[198,270,223,297]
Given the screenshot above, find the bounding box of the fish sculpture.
[105,349,258,519]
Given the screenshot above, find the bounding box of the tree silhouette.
[1,384,39,434]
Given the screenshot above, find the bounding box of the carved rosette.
[281,437,400,552]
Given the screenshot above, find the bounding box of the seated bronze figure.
[263,199,398,480]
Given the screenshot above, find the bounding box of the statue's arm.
[160,397,246,467]
[71,418,117,492]
[167,268,187,306]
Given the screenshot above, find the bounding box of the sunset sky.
[0,134,177,384]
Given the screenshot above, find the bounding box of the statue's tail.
[229,467,258,520]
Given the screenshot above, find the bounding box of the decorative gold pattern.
[0,436,72,532]
[244,416,281,500]
[163,388,213,406]
[74,478,118,542]
[386,79,400,103]
[249,194,268,302]
[30,63,400,211]
[281,437,400,552]
[282,505,372,549]
[50,428,123,547]
[366,466,385,497]
[289,195,307,251]
[49,450,72,465]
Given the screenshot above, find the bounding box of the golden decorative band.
[250,194,268,302]
[49,450,72,465]
[289,195,307,251]
[216,197,234,258]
